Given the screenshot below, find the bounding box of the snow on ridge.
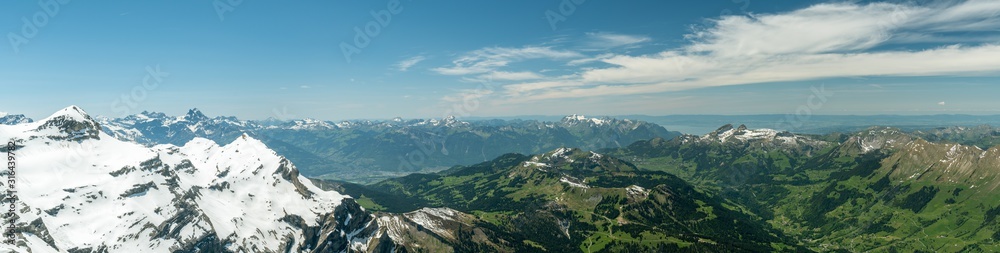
[560,177,590,189]
[404,208,465,240]
[550,147,573,159]
[590,118,605,124]
[0,107,352,252]
[565,114,587,121]
[562,114,612,126]
[734,129,778,141]
[290,118,335,130]
[523,161,550,168]
[589,151,603,161]
[626,185,648,197]
[701,125,786,144]
[41,105,92,123]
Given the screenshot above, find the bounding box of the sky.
[2,0,1000,120]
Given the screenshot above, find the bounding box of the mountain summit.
[0,106,410,252]
[32,105,103,141]
[99,110,682,182]
[0,113,33,125]
[183,108,209,122]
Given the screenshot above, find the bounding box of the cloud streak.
[436,1,1000,103]
[432,46,582,75]
[396,56,427,71]
[583,32,650,50]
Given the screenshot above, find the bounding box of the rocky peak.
[34,105,102,141]
[184,108,209,122]
[842,126,913,154]
[522,147,637,174]
[563,114,588,122]
[561,114,613,126]
[0,113,33,125]
[714,124,735,133]
[428,115,466,127]
[697,124,829,153]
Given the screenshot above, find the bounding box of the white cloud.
[583,32,651,49]
[477,71,544,81]
[910,0,1000,31]
[938,101,947,106]
[685,3,921,57]
[481,1,1000,102]
[300,85,311,89]
[567,53,615,66]
[503,80,584,95]
[432,46,582,75]
[521,44,1000,101]
[395,56,427,71]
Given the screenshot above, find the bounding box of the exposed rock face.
[0,106,409,253]
[32,105,102,141]
[0,113,33,125]
[96,110,681,183]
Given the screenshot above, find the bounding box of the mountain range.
[0,112,33,125]
[333,123,1000,252]
[0,106,591,253]
[4,106,1000,252]
[0,106,395,252]
[92,109,680,183]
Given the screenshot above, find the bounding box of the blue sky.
[2,0,1000,120]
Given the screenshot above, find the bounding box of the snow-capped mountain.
[98,109,257,146]
[97,110,681,183]
[691,123,827,148]
[0,112,33,125]
[560,114,612,126]
[286,118,337,130]
[0,106,401,252]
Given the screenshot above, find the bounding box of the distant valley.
[93,110,680,184]
[4,107,1000,252]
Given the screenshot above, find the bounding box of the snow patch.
[560,177,590,189]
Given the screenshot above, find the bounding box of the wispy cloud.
[477,71,545,81]
[503,80,584,95]
[432,46,582,75]
[436,1,1000,103]
[583,32,651,49]
[395,56,427,71]
[567,53,615,66]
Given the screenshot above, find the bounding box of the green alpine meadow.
[322,124,1000,252]
[6,0,1000,252]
